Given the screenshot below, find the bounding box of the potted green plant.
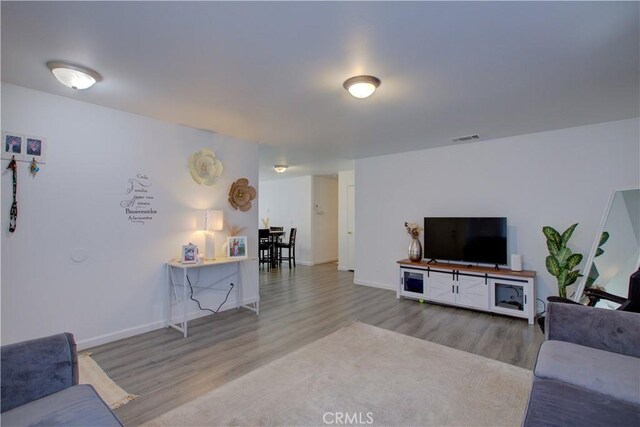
[542,223,583,298]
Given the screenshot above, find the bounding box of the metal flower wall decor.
[188,149,223,185]
[228,178,256,212]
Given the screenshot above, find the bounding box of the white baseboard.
[337,265,350,271]
[353,279,395,291]
[313,258,338,265]
[76,297,258,350]
[77,319,168,351]
[277,258,338,267]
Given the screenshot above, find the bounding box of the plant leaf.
[599,231,610,247]
[566,270,582,286]
[595,248,604,257]
[546,255,561,277]
[547,240,560,256]
[560,223,579,246]
[543,226,561,245]
[556,247,572,264]
[566,253,583,270]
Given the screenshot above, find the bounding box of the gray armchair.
[1,333,122,426]
[523,303,640,426]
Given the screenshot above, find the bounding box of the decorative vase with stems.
[405,222,423,262]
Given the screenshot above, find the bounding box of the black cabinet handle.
[451,285,454,293]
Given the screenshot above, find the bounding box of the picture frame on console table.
[227,236,247,259]
[181,244,198,264]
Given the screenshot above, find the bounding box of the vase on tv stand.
[408,238,423,262]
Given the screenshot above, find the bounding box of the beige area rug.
[79,353,137,409]
[144,322,532,426]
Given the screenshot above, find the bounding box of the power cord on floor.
[186,275,234,314]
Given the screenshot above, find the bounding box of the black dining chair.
[258,229,271,270]
[276,228,297,268]
[270,226,286,248]
[269,226,284,240]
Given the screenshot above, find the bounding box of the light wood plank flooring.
[89,263,543,426]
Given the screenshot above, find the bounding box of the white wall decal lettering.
[121,174,157,224]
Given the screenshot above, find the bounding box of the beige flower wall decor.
[228,178,256,212]
[188,149,223,185]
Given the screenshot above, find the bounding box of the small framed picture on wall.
[181,244,198,264]
[2,132,24,160]
[227,236,247,259]
[25,135,47,163]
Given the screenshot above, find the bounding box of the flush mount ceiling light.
[46,61,102,90]
[343,75,381,99]
[274,165,289,173]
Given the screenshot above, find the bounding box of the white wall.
[258,176,313,264]
[338,170,355,271]
[1,83,259,348]
[312,176,338,264]
[354,118,640,302]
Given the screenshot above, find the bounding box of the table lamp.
[203,210,224,260]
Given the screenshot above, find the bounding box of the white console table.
[166,257,258,337]
[397,260,536,324]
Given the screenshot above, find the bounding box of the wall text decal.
[120,174,157,224]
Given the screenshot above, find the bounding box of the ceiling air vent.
[451,134,480,143]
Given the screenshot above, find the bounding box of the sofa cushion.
[1,332,78,413]
[535,340,640,405]
[0,384,122,427]
[523,378,640,427]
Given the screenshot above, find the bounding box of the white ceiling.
[2,2,638,180]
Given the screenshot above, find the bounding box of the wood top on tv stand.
[397,259,536,278]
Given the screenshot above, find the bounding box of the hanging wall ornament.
[7,156,17,232]
[228,178,256,212]
[188,149,223,185]
[30,157,39,176]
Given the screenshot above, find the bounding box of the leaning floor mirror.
[571,187,640,308]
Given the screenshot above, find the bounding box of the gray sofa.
[1,332,122,426]
[523,302,640,426]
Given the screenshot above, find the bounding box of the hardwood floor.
[89,263,544,426]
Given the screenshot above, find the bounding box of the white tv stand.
[397,260,536,324]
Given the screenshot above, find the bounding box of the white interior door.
[346,184,355,271]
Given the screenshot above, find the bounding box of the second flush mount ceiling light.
[47,61,102,90]
[343,75,381,99]
[274,165,289,173]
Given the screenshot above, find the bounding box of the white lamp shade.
[204,210,224,232]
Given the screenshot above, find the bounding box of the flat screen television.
[423,217,507,265]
